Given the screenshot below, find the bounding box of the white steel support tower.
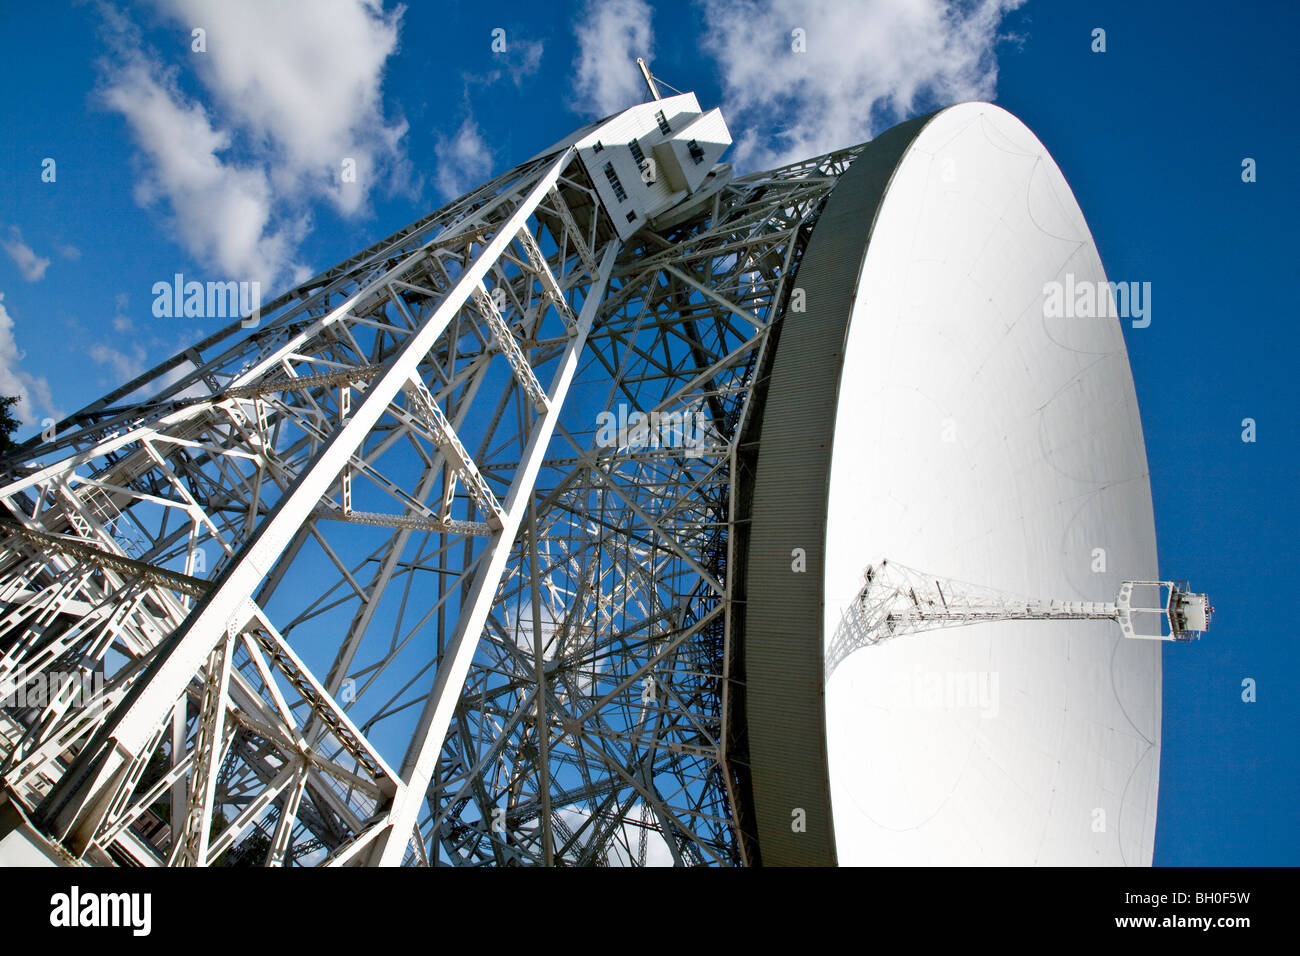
[0,90,855,866]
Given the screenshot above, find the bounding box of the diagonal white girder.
[367,242,619,866]
[32,149,588,849]
[473,283,550,413]
[0,139,863,867]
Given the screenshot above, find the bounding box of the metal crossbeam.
[825,559,1212,676]
[0,122,862,866]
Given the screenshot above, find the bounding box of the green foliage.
[0,395,20,456]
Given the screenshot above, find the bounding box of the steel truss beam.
[0,139,862,866]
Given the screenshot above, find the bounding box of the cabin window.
[603,162,628,202]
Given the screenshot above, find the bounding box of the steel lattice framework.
[0,124,861,866]
[827,560,1211,678]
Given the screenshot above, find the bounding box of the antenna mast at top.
[636,57,662,101]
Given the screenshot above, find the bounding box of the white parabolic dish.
[821,103,1161,865]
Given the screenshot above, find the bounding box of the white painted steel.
[822,103,1161,866]
[370,243,618,865]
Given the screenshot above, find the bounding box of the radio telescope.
[0,70,1206,866]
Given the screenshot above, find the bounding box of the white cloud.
[100,52,306,287]
[89,341,148,384]
[510,39,546,85]
[0,292,58,426]
[699,0,1026,170]
[572,0,654,117]
[153,0,412,217]
[94,1,411,290]
[433,117,494,200]
[475,35,545,88]
[2,227,51,282]
[112,293,134,333]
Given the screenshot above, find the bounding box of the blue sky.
[0,0,1294,864]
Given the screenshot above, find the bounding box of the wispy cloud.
[2,227,52,283]
[699,0,1026,170]
[94,0,411,290]
[88,341,148,384]
[439,31,544,199]
[433,116,495,200]
[99,48,306,287]
[0,292,58,425]
[475,34,545,88]
[572,0,654,117]
[152,0,413,216]
[112,292,134,333]
[509,38,546,85]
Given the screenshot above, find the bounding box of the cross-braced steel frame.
[0,138,861,866]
